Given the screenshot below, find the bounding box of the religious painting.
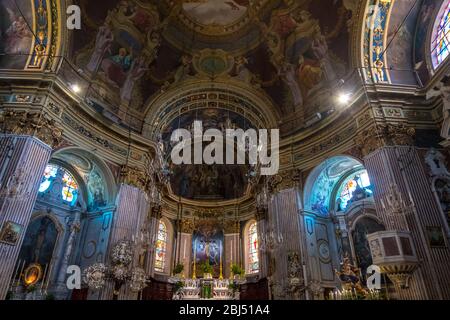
[0,0,33,69]
[71,0,160,111]
[415,0,441,84]
[87,169,106,209]
[426,226,446,248]
[0,221,23,246]
[385,0,421,85]
[193,222,223,277]
[182,0,249,26]
[435,178,450,227]
[18,216,59,267]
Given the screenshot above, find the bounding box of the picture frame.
[426,226,446,248]
[0,221,23,246]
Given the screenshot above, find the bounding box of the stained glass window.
[432,0,450,69]
[336,170,372,211]
[248,221,259,274]
[38,164,79,205]
[62,172,78,203]
[38,164,58,192]
[155,221,167,272]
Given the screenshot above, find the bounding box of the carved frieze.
[269,168,301,193]
[354,126,384,157]
[0,110,63,148]
[223,219,239,234]
[355,123,415,157]
[120,165,150,191]
[181,218,195,233]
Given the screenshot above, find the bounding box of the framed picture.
[426,227,446,248]
[0,221,23,246]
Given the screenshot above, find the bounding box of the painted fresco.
[0,0,33,69]
[183,0,249,26]
[163,108,251,200]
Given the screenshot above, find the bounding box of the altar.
[171,278,240,300]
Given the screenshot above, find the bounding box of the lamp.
[83,240,149,297]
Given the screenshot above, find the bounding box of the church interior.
[1,0,450,301]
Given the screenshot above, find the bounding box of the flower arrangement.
[173,263,184,275]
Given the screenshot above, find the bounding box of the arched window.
[38,164,79,205]
[38,164,58,193]
[336,170,373,211]
[432,0,450,69]
[155,220,167,272]
[247,221,259,274]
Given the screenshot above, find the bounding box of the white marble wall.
[99,184,150,300]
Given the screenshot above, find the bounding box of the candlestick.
[192,239,197,279]
[219,242,223,280]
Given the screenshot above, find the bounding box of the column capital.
[355,123,415,157]
[223,219,240,234]
[268,169,302,194]
[0,109,63,148]
[181,218,195,233]
[119,165,151,191]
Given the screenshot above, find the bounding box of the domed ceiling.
[162,108,254,201]
[67,0,356,135]
[182,0,249,26]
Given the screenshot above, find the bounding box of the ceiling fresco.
[67,0,356,135]
[182,0,249,26]
[0,0,33,69]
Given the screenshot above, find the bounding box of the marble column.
[174,232,192,278]
[267,188,304,300]
[145,204,162,278]
[0,134,53,300]
[100,179,150,300]
[255,208,268,279]
[364,146,450,299]
[224,233,240,278]
[223,219,240,278]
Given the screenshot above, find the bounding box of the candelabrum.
[379,184,414,229]
[259,227,284,253]
[83,240,149,298]
[328,288,382,300]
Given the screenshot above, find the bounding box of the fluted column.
[146,204,162,278]
[223,219,240,278]
[255,208,268,279]
[0,135,53,300]
[267,187,304,300]
[100,166,151,300]
[364,146,450,299]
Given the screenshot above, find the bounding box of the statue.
[425,148,450,177]
[427,76,450,140]
[335,253,368,295]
